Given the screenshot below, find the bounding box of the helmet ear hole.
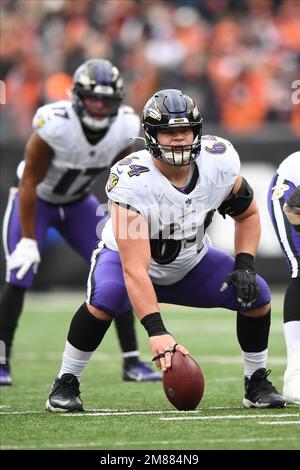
[142,89,202,166]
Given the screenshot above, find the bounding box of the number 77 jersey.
[102,136,240,285]
[31,100,140,204]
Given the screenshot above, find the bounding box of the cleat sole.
[45,399,83,413]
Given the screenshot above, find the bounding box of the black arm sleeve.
[218,177,254,219]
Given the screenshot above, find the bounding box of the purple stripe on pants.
[267,174,300,277]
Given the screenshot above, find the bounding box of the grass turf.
[0,291,299,451]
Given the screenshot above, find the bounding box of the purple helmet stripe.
[167,91,175,113]
[168,91,186,117]
[103,63,108,84]
[97,63,103,85]
[107,65,113,85]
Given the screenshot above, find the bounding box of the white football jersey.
[31,100,140,204]
[277,151,300,187]
[101,135,240,285]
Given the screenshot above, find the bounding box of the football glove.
[7,237,41,280]
[220,253,259,308]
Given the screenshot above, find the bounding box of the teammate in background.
[0,59,161,386]
[46,89,285,412]
[268,152,300,404]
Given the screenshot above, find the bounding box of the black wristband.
[140,312,169,337]
[234,252,255,271]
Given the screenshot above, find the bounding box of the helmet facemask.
[74,91,122,130]
[142,90,203,166]
[72,59,124,131]
[144,123,201,166]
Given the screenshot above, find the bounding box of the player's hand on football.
[7,237,41,280]
[220,268,259,308]
[149,334,189,372]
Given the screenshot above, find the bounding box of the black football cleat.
[46,373,83,412]
[243,368,285,409]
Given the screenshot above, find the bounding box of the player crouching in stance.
[46,89,285,412]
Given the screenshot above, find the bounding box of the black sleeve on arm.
[218,177,254,219]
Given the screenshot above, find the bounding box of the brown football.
[163,351,205,410]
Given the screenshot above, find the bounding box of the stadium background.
[1,0,299,289]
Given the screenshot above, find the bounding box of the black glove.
[220,253,259,307]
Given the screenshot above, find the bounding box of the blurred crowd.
[1,0,300,139]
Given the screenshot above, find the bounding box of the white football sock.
[242,349,268,379]
[284,321,300,359]
[58,341,94,381]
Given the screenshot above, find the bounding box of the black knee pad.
[237,309,271,352]
[67,303,112,352]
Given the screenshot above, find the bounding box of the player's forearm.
[123,269,159,320]
[234,211,261,256]
[19,181,37,239]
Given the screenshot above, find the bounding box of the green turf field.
[0,291,299,450]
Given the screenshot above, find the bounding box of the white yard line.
[0,411,43,415]
[0,406,238,415]
[258,420,300,425]
[2,410,299,419]
[1,436,299,450]
[64,412,299,419]
[64,411,200,417]
[160,413,299,421]
[0,409,202,416]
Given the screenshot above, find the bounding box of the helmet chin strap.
[81,112,113,131]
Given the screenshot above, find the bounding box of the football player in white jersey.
[268,152,300,404]
[0,59,161,386]
[46,89,285,412]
